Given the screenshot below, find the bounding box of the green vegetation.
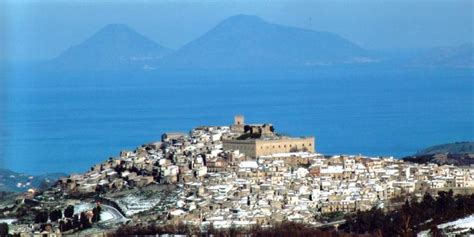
[319,211,345,222]
[341,191,474,236]
[0,223,8,236]
[64,205,74,218]
[92,205,102,222]
[112,221,339,237]
[49,209,62,222]
[30,204,102,233]
[111,191,474,236]
[34,210,49,224]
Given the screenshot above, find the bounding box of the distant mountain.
[47,24,172,70]
[415,141,474,156]
[0,168,66,193]
[158,14,376,69]
[403,142,474,166]
[408,43,474,68]
[44,16,472,71]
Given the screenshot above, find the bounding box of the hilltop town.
[2,116,474,236]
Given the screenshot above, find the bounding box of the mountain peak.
[48,24,172,70]
[86,23,149,43]
[96,23,134,34]
[214,14,266,30]
[160,15,371,69]
[222,14,265,23]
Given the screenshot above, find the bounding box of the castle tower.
[234,115,244,126]
[231,115,245,133]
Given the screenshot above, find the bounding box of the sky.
[1,0,473,61]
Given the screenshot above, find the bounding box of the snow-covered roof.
[239,161,259,169]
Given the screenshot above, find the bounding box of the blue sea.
[1,67,473,174]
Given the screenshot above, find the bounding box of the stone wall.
[223,137,315,157]
[255,137,315,156]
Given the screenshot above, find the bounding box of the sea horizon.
[2,66,473,175]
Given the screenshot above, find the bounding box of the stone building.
[223,137,315,158]
[223,115,315,157]
[161,132,187,142]
[231,115,245,133]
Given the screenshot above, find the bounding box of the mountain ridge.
[157,14,374,69]
[415,141,474,156]
[403,142,474,166]
[43,15,473,71]
[0,168,66,193]
[46,23,173,70]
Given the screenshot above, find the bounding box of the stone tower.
[231,115,245,133]
[234,115,244,126]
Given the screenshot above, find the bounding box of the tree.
[207,222,216,235]
[92,205,102,223]
[59,220,65,232]
[421,192,435,209]
[408,196,423,228]
[456,194,469,216]
[369,207,385,232]
[0,223,8,236]
[49,209,62,222]
[400,200,413,237]
[95,185,106,194]
[64,205,74,218]
[436,190,456,220]
[430,224,444,237]
[72,214,80,229]
[34,210,49,223]
[64,219,73,231]
[80,212,91,229]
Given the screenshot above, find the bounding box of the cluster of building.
[54,116,474,229]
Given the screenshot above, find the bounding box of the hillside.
[0,169,66,193]
[403,142,474,165]
[415,141,474,155]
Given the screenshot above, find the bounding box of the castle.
[223,115,315,157]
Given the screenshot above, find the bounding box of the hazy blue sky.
[1,0,472,61]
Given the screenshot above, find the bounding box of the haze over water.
[2,0,473,174]
[3,68,473,174]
